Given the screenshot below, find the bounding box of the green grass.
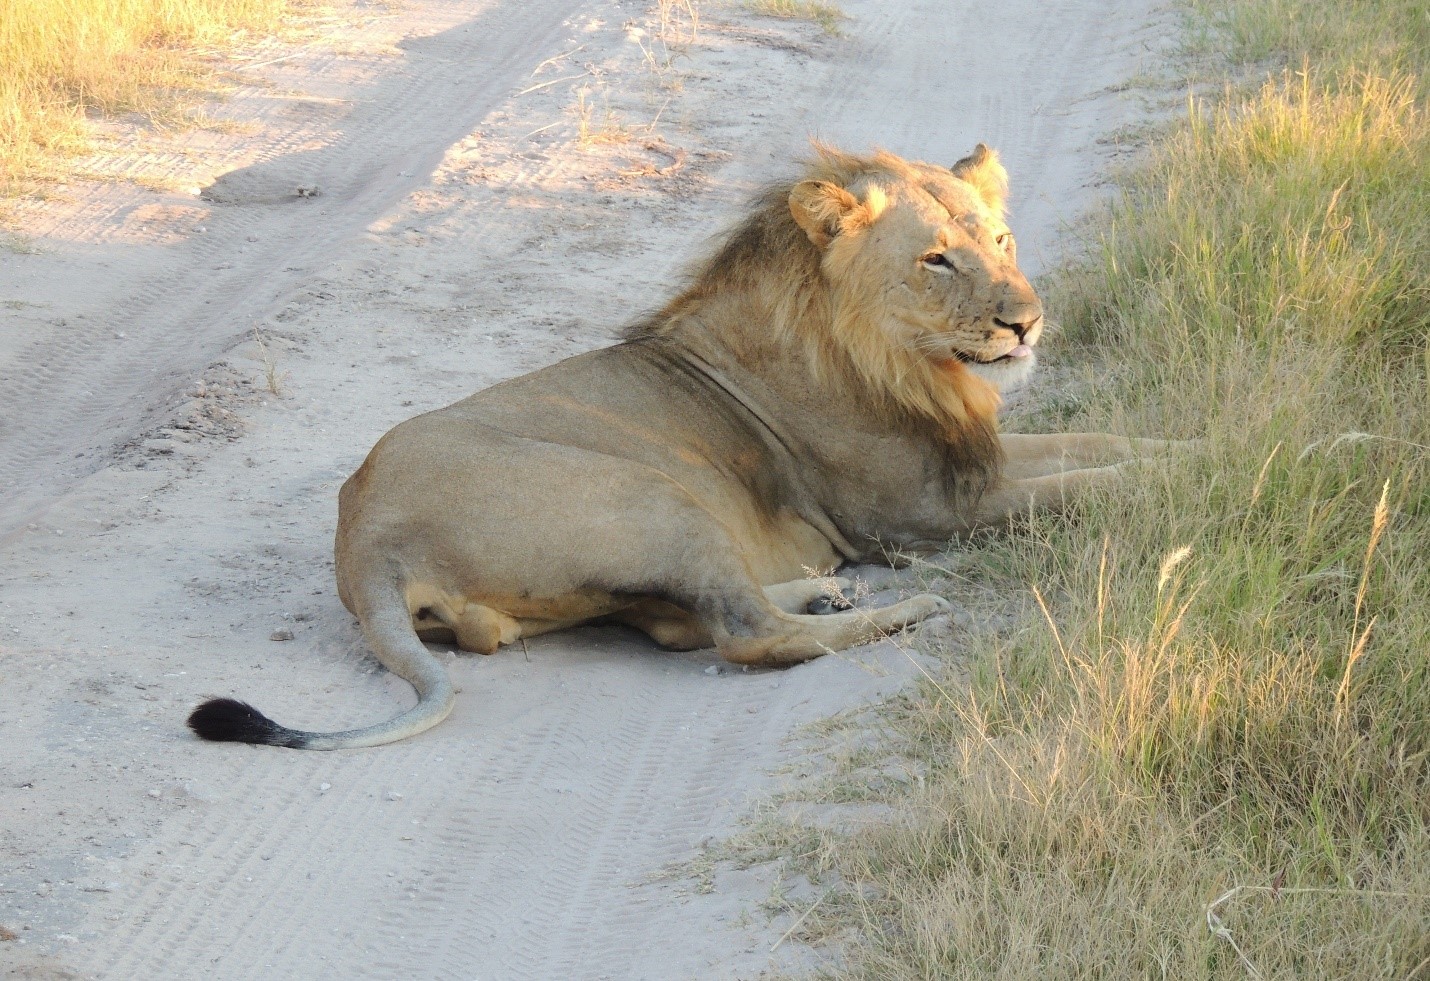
[761,0,1430,975]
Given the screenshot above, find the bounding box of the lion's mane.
[626,146,1003,490]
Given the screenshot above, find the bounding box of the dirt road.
[0,0,1168,976]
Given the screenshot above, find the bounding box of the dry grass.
[573,86,636,147]
[251,326,289,396]
[757,0,1430,976]
[0,0,298,190]
[744,0,844,35]
[656,0,701,44]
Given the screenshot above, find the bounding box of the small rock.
[146,789,161,799]
[703,665,722,676]
[178,780,217,803]
[386,791,404,802]
[270,629,294,642]
[319,782,332,793]
[79,881,121,893]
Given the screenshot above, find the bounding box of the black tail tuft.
[187,698,309,748]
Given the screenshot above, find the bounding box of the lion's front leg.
[974,432,1194,527]
[972,463,1125,528]
[999,432,1182,480]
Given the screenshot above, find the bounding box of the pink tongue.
[1007,344,1033,358]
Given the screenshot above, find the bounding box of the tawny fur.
[188,144,1174,750]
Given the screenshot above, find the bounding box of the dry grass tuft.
[251,326,289,396]
[1,0,299,190]
[573,86,635,147]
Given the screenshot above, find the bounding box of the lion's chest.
[808,434,990,557]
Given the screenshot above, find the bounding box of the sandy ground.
[0,0,1172,977]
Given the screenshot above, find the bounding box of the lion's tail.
[187,577,455,751]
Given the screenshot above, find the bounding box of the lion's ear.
[951,143,1009,219]
[789,180,874,248]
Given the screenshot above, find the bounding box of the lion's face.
[789,146,1043,395]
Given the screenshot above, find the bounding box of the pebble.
[319,782,332,793]
[703,665,722,676]
[179,780,216,803]
[270,629,294,642]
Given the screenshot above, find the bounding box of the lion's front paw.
[907,594,952,619]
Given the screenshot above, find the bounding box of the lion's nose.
[993,316,1038,341]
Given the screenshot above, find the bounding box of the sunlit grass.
[1187,0,1430,77]
[770,0,1430,975]
[0,0,296,190]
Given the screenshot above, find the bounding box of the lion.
[188,144,1169,750]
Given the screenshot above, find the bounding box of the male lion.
[189,144,1165,750]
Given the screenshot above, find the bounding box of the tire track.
[89,742,442,979]
[367,659,673,979]
[0,0,587,543]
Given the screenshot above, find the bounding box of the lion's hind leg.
[710,593,949,668]
[449,604,607,653]
[436,602,523,655]
[610,577,855,651]
[600,542,943,667]
[414,584,618,654]
[609,599,712,651]
[661,564,945,668]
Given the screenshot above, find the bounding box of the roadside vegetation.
[0,0,298,191]
[766,0,1430,975]
[744,0,844,35]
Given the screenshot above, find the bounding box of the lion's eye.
[996,233,1012,249]
[922,253,952,269]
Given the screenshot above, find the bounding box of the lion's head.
[633,144,1043,457]
[789,144,1043,395]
